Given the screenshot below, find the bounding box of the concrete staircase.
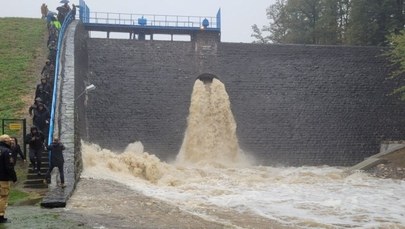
[23,150,49,189]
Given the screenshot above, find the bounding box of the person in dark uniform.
[0,135,17,223]
[25,126,45,176]
[32,103,50,139]
[35,77,52,108]
[56,2,71,24]
[47,41,57,65]
[71,4,76,20]
[45,137,66,187]
[29,97,49,117]
[41,60,52,78]
[41,60,55,89]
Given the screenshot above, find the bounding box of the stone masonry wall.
[81,37,405,166]
[42,21,84,207]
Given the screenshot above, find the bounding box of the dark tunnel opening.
[196,73,218,84]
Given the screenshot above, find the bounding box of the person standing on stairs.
[25,126,45,176]
[44,137,66,188]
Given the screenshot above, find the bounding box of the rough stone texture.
[369,164,405,179]
[368,142,405,179]
[41,20,82,208]
[74,22,90,146]
[80,36,405,166]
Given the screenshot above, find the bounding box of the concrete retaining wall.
[41,20,86,207]
[76,27,405,166]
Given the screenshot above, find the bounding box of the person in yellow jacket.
[50,16,61,31]
[0,135,17,223]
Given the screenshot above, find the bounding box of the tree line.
[252,0,405,46]
[252,0,405,99]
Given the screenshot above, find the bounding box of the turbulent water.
[177,79,247,167]
[75,79,405,228]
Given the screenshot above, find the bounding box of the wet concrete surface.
[1,206,91,229]
[65,179,289,229]
[2,178,288,229]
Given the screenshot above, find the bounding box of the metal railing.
[79,0,90,23]
[79,0,220,30]
[88,12,219,29]
[48,11,75,148]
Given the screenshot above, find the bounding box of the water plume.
[176,77,248,167]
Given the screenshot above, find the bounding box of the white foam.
[77,78,405,228]
[80,142,405,228]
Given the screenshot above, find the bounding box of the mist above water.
[80,142,405,228]
[76,77,405,228]
[82,77,249,186]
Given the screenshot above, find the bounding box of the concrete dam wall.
[75,29,405,166]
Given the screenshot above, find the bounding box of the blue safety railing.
[48,11,75,155]
[79,0,90,23]
[79,0,220,30]
[216,9,221,29]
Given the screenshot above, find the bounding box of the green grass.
[0,18,47,203]
[0,18,47,118]
[8,188,30,205]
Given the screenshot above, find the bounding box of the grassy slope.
[0,18,46,118]
[0,18,48,204]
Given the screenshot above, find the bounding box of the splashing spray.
[176,74,247,167]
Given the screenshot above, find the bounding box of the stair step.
[33,162,49,166]
[27,174,47,179]
[25,179,46,185]
[29,158,49,160]
[24,150,52,190]
[28,161,49,165]
[24,151,50,189]
[28,168,48,174]
[23,183,48,189]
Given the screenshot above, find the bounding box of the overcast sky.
[0,0,275,43]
